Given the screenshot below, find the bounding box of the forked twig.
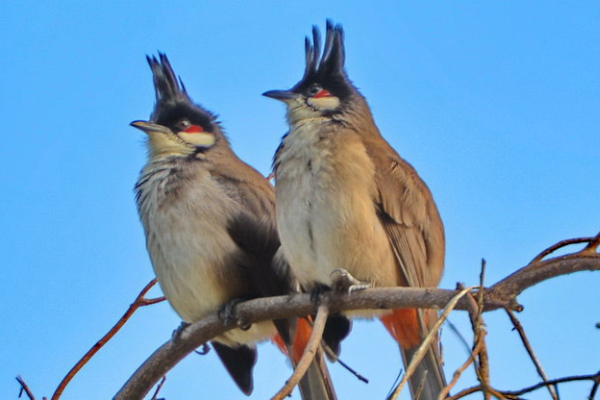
[271,304,329,400]
[387,286,477,400]
[51,279,165,400]
[529,237,593,264]
[475,261,492,399]
[16,375,36,400]
[505,309,558,400]
[447,371,600,399]
[501,370,600,397]
[582,232,600,254]
[464,291,504,400]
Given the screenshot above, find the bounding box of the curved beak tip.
[262,90,296,101]
[130,120,149,129]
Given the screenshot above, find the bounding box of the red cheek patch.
[183,125,204,133]
[314,89,332,98]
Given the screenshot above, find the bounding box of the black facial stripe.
[154,102,215,134]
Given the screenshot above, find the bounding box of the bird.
[264,21,447,399]
[132,52,336,399]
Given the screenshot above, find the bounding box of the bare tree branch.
[485,253,600,310]
[114,241,599,399]
[51,279,164,400]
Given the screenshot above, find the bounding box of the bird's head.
[132,53,224,159]
[263,20,363,125]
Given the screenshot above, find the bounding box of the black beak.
[130,120,171,134]
[262,90,297,101]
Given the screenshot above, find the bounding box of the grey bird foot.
[173,322,210,354]
[219,298,251,330]
[172,321,191,342]
[330,268,371,294]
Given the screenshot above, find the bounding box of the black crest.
[146,53,192,106]
[301,20,346,85]
[291,20,354,99]
[145,53,219,132]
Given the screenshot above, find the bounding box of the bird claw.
[172,321,191,342]
[330,268,371,294]
[219,298,251,329]
[194,343,211,355]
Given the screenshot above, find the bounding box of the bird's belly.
[148,206,277,345]
[148,211,239,323]
[276,139,398,291]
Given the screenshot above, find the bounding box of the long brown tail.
[273,318,337,400]
[381,309,446,400]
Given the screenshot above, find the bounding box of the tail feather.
[381,309,446,400]
[272,318,338,400]
[299,345,337,400]
[212,341,257,396]
[401,346,446,400]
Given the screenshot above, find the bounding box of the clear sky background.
[1,1,599,399]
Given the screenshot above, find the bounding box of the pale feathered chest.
[274,122,397,288]
[135,158,243,322]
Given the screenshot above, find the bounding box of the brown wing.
[367,136,448,395]
[366,136,445,289]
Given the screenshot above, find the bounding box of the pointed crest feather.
[146,52,191,104]
[301,20,346,82]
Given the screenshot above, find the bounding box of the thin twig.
[475,261,494,400]
[590,372,600,400]
[271,304,329,400]
[529,237,592,264]
[51,279,164,400]
[438,263,492,400]
[446,384,483,400]
[464,290,504,400]
[500,370,600,397]
[438,339,484,399]
[388,286,477,400]
[505,309,559,400]
[322,344,369,383]
[150,376,167,400]
[445,320,472,358]
[485,252,600,311]
[16,375,36,400]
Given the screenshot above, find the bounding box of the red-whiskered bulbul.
[264,22,447,399]
[132,53,335,399]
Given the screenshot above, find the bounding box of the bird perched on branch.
[132,53,335,399]
[264,21,447,399]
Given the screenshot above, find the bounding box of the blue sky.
[1,1,599,399]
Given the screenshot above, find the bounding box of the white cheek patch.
[307,96,340,111]
[178,132,216,147]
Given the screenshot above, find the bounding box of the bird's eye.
[308,84,322,96]
[176,119,191,130]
